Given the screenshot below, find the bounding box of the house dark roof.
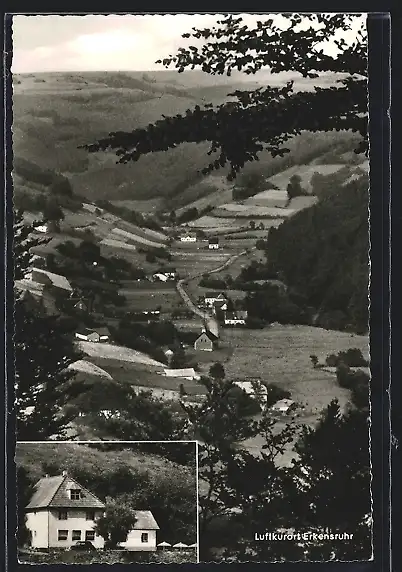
[26,474,105,510]
[209,237,219,244]
[197,330,218,342]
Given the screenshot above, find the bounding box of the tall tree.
[16,466,36,547]
[94,498,137,548]
[14,212,86,440]
[83,14,367,178]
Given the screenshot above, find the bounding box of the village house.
[271,398,296,414]
[212,299,228,318]
[208,237,219,249]
[25,472,106,549]
[180,231,197,243]
[75,326,111,343]
[163,367,201,381]
[234,381,269,407]
[152,268,178,282]
[34,224,49,234]
[223,310,248,326]
[194,328,219,352]
[204,292,228,307]
[119,512,160,552]
[25,473,160,552]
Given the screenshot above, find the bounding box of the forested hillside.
[265,174,369,333]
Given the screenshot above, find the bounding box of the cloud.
[11,13,366,73]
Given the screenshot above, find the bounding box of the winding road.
[176,247,256,320]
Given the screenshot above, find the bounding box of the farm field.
[87,357,206,395]
[246,189,289,207]
[220,324,369,420]
[100,237,138,251]
[187,215,284,232]
[120,287,183,313]
[267,163,347,192]
[78,340,166,367]
[174,251,232,277]
[110,198,163,213]
[213,204,296,218]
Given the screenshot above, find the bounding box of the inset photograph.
[16,441,198,564]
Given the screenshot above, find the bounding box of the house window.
[58,530,68,541]
[72,530,81,541]
[141,533,149,543]
[85,531,95,541]
[86,511,95,521]
[70,489,81,500]
[58,511,68,520]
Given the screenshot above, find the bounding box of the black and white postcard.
[7,11,384,565]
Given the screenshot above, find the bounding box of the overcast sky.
[11,13,366,74]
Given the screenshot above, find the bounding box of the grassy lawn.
[221,325,369,418]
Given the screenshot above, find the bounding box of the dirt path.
[176,247,255,319]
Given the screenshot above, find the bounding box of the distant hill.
[13,71,364,211]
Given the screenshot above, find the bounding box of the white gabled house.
[208,237,219,249]
[25,473,160,552]
[75,327,111,343]
[223,310,248,326]
[204,292,228,307]
[180,232,197,243]
[119,512,160,552]
[25,472,106,549]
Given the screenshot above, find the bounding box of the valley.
[14,69,369,447]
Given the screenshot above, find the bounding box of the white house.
[25,472,106,549]
[180,232,197,243]
[234,381,268,406]
[163,368,201,381]
[75,327,111,343]
[223,311,248,326]
[25,473,160,552]
[153,272,169,282]
[118,511,160,552]
[204,292,227,307]
[35,224,49,234]
[271,398,296,414]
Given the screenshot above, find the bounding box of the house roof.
[26,474,105,510]
[209,237,219,243]
[132,511,160,530]
[197,330,218,342]
[271,398,295,410]
[76,326,111,337]
[164,368,201,380]
[31,268,73,292]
